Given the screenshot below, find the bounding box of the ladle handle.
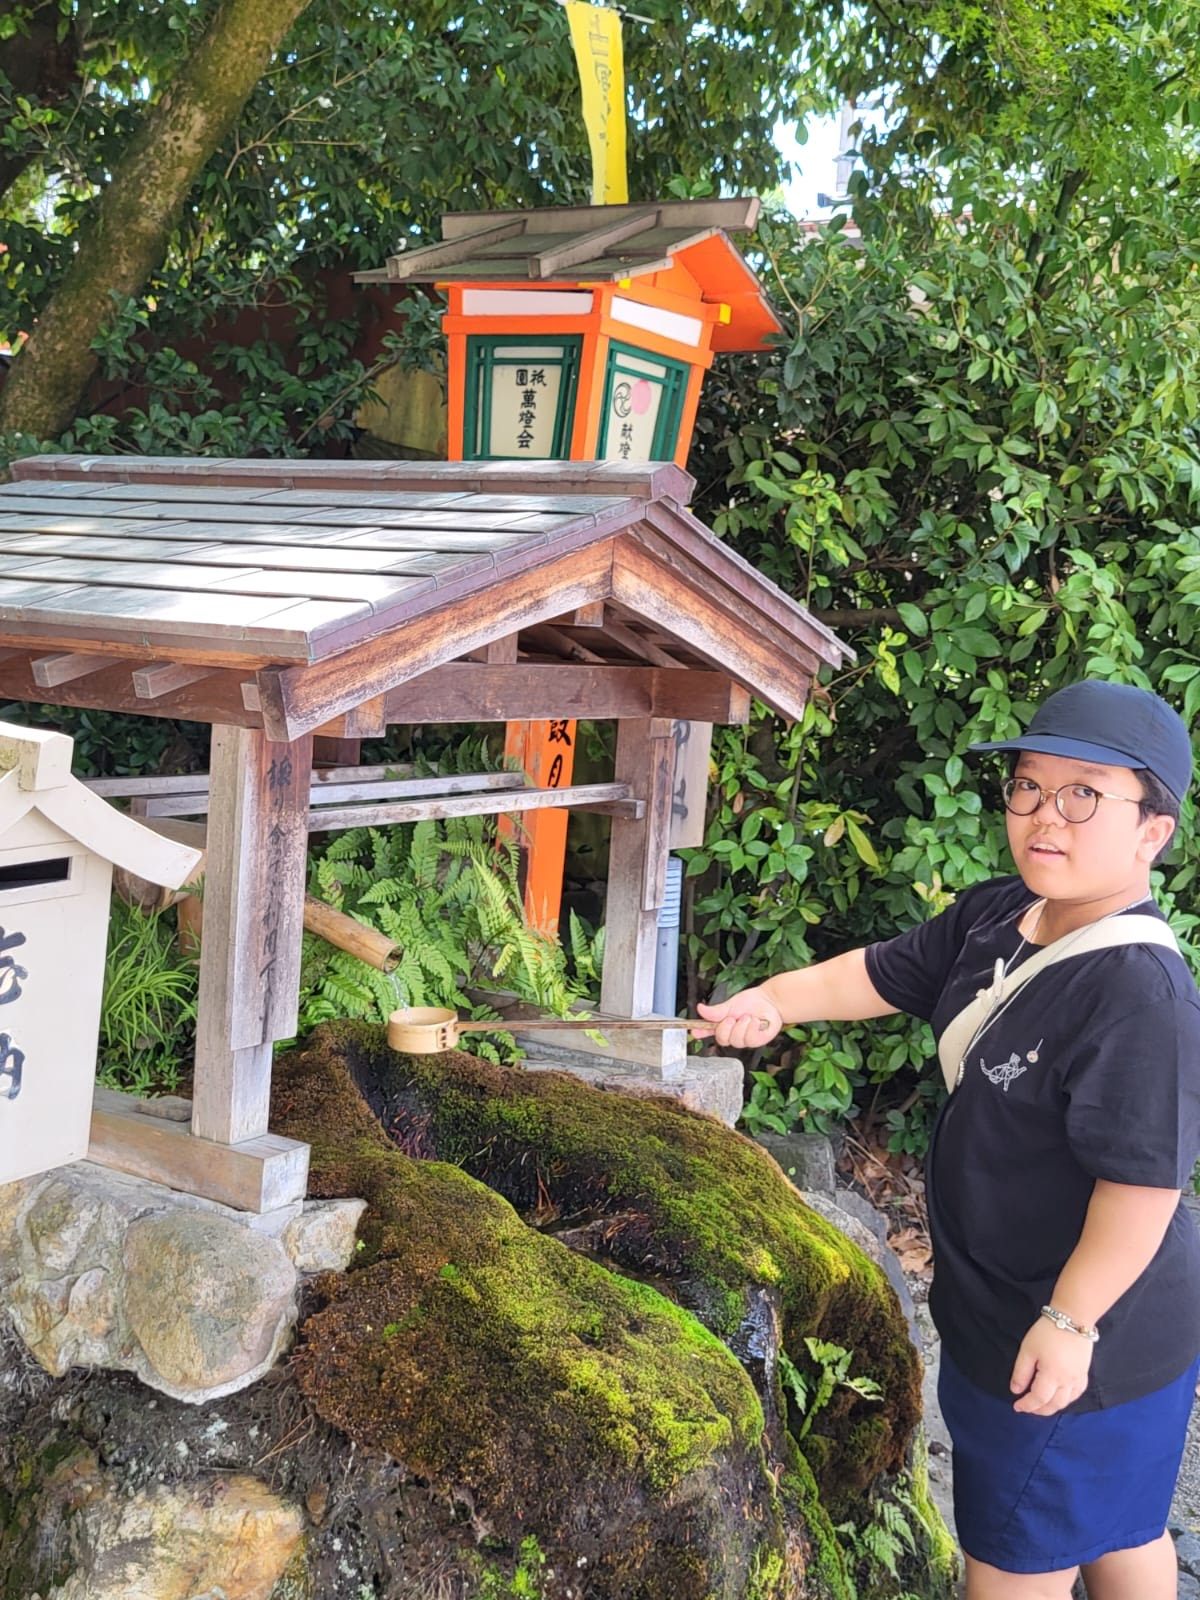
[453,1016,712,1035]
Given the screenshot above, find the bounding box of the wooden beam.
[0,622,279,669]
[611,537,814,722]
[385,217,527,280]
[569,602,607,628]
[253,541,615,741]
[639,502,850,668]
[86,762,444,801]
[523,624,608,664]
[337,695,388,738]
[137,770,530,819]
[600,719,681,1062]
[31,650,116,688]
[600,611,687,668]
[11,452,699,507]
[312,735,363,767]
[191,726,313,1146]
[484,633,520,664]
[527,206,659,278]
[132,661,219,699]
[381,663,748,724]
[91,1087,308,1213]
[0,658,263,728]
[306,781,642,833]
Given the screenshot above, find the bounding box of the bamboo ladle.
[386,1005,772,1055]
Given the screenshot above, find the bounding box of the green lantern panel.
[597,343,689,463]
[463,336,582,460]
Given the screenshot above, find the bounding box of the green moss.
[778,1450,855,1600]
[272,1020,921,1517]
[908,1432,960,1598]
[271,1021,927,1586]
[276,1025,787,1587]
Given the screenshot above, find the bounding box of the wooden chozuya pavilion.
[0,454,850,1214]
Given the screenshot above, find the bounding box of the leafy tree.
[684,1,1200,1148]
[0,0,315,440]
[3,0,1199,1156]
[0,0,833,456]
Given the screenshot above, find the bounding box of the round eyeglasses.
[1001,776,1143,824]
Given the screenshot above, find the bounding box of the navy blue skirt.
[939,1350,1199,1573]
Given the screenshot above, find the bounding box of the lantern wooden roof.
[355,197,782,353]
[0,456,850,745]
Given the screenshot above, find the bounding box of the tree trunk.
[0,0,313,442]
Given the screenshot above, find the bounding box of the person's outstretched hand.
[693,988,784,1049]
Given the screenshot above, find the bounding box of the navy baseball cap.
[970,680,1193,802]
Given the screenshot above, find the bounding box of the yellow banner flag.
[565,1,628,205]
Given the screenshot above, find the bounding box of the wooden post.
[191,725,313,1145]
[600,717,676,1019]
[669,720,714,848]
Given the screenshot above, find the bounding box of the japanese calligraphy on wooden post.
[668,720,713,849]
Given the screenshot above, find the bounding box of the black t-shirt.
[866,876,1200,1409]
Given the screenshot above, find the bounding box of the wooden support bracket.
[31,651,114,688]
[133,661,219,699]
[90,1087,309,1213]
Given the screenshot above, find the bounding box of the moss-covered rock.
[273,1022,921,1517]
[265,1021,944,1596]
[277,1028,805,1597]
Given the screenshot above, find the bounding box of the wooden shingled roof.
[0,456,849,743]
[355,197,783,352]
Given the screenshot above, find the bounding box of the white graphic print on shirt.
[980,1039,1043,1092]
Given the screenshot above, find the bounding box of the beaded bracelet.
[1039,1304,1100,1342]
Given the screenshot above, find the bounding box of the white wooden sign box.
[0,724,200,1186]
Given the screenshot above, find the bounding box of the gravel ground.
[909,1194,1200,1596]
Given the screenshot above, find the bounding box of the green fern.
[568,909,605,988]
[296,797,591,1052]
[835,1474,921,1595]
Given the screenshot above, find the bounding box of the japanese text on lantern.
[485,349,564,458]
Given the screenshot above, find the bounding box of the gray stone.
[1179,1572,1200,1600]
[799,1189,881,1261]
[800,1189,920,1352]
[524,1052,744,1126]
[754,1131,836,1193]
[123,1211,297,1397]
[283,1196,367,1272]
[828,1183,889,1246]
[1175,1529,1200,1578]
[0,1160,306,1402]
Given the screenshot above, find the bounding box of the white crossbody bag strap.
[936,915,1180,1092]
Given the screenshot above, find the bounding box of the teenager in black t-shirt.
[696,680,1200,1600]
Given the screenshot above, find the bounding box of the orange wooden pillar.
[500,718,576,935]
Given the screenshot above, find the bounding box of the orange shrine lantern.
[357,198,781,932]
